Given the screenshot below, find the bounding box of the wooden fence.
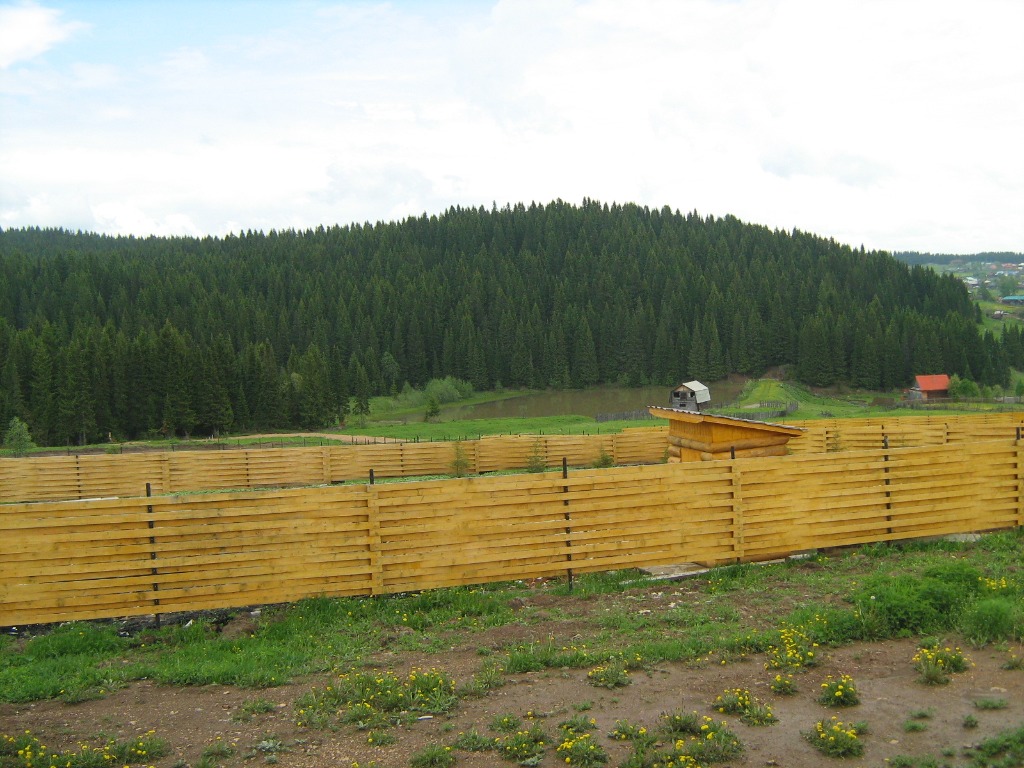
[2,436,1021,626]
[0,430,666,503]
[3,413,1024,504]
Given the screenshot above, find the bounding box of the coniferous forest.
[0,200,1018,446]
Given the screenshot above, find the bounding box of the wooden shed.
[648,406,805,462]
[669,380,710,412]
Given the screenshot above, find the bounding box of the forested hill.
[0,201,1015,445]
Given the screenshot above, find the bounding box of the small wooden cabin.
[908,374,950,400]
[669,380,710,413]
[649,406,805,462]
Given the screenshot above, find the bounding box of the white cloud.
[0,0,85,68]
[0,0,1021,252]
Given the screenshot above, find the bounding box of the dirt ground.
[2,592,1022,768]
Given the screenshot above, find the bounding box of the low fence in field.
[0,430,668,503]
[2,435,1021,626]
[786,412,1024,453]
[2,413,1024,504]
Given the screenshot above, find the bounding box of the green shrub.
[526,439,547,472]
[961,598,1017,645]
[963,724,1024,766]
[852,576,948,637]
[920,562,983,594]
[23,624,125,659]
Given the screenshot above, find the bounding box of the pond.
[443,380,745,420]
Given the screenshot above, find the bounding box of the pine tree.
[297,343,333,429]
[571,315,599,388]
[29,333,57,445]
[57,341,96,445]
[350,356,371,416]
[687,318,708,381]
[705,317,726,381]
[0,352,23,428]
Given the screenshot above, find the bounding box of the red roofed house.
[909,374,950,400]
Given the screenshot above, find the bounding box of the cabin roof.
[913,374,950,392]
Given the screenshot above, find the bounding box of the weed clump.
[410,743,455,768]
[494,724,547,763]
[1,730,170,767]
[764,625,819,670]
[769,673,797,695]
[912,644,971,685]
[804,717,865,758]
[586,658,631,688]
[294,667,456,729]
[555,733,609,766]
[818,673,860,707]
[712,687,777,725]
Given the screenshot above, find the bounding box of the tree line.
[0,200,1010,446]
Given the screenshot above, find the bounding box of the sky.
[0,0,1021,254]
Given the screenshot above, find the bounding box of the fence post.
[146,483,161,626]
[563,457,573,592]
[730,462,745,562]
[74,454,83,500]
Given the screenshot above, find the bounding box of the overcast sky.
[0,0,1021,254]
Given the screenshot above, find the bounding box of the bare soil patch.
[2,588,1021,768]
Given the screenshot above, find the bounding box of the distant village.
[939,257,1024,312]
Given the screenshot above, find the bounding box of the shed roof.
[913,374,950,392]
[648,406,805,436]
